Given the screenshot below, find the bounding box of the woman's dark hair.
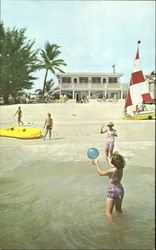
[111,151,126,169]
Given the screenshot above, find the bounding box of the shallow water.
[0,159,155,249]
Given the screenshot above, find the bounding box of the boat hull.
[0,126,42,139]
[122,111,155,120]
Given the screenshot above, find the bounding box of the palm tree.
[35,89,43,95]
[45,78,55,93]
[38,42,67,99]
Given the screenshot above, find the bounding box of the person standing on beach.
[44,113,53,140]
[100,122,117,160]
[14,106,24,126]
[91,152,125,217]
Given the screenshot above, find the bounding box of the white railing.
[90,83,103,88]
[107,83,121,88]
[61,83,72,88]
[60,83,122,90]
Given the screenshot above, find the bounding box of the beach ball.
[87,148,99,159]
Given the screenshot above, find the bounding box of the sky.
[1,0,155,92]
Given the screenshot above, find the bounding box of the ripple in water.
[0,160,155,249]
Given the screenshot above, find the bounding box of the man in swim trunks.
[44,113,53,140]
[14,106,24,126]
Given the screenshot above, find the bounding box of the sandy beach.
[0,101,155,170]
[0,101,155,249]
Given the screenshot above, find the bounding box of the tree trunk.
[11,93,19,104]
[42,69,48,101]
[15,96,19,104]
[3,95,9,105]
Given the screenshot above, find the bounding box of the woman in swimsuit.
[100,121,117,160]
[92,152,125,217]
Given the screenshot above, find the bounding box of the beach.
[0,101,155,169]
[0,101,155,249]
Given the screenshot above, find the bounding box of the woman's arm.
[13,111,18,117]
[92,159,114,176]
[44,119,47,128]
[113,129,118,137]
[100,125,107,134]
[107,157,115,168]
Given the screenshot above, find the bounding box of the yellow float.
[0,126,42,139]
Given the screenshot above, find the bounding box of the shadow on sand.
[51,137,65,140]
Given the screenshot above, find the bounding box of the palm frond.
[39,41,67,96]
[54,67,65,74]
[52,59,67,66]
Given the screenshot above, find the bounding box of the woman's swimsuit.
[107,173,124,199]
[105,129,115,150]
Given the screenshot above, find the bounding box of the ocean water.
[0,158,155,249]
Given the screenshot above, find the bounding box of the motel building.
[56,72,128,102]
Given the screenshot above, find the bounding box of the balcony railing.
[61,83,72,88]
[60,83,122,90]
[107,83,121,88]
[90,83,103,88]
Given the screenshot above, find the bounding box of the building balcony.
[90,83,104,89]
[60,83,72,88]
[107,83,121,89]
[60,82,123,90]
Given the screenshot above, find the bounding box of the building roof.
[57,72,123,77]
[145,74,156,81]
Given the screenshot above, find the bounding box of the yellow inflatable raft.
[0,126,42,139]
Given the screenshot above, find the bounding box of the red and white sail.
[125,41,152,108]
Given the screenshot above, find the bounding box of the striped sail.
[125,42,152,108]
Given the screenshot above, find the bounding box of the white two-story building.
[145,73,156,102]
[56,72,128,102]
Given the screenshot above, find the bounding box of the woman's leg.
[105,141,109,156]
[105,198,120,228]
[44,129,48,140]
[20,120,24,126]
[105,197,115,216]
[109,142,114,157]
[18,118,20,126]
[105,149,109,157]
[114,195,124,213]
[105,142,109,160]
[109,150,113,158]
[49,129,52,139]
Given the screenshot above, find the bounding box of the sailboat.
[123,41,155,120]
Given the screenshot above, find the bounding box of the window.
[79,77,88,83]
[92,77,101,83]
[62,77,71,83]
[108,77,118,83]
[103,78,106,83]
[74,78,77,83]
